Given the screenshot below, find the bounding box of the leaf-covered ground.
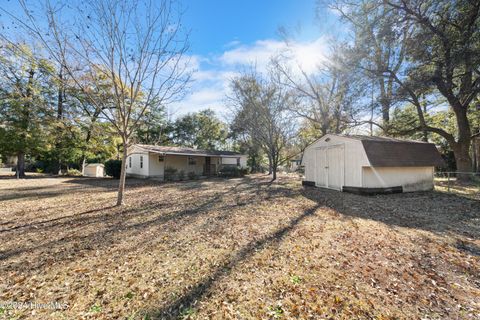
[434,177,480,200]
[0,174,479,319]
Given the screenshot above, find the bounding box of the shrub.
[26,160,46,173]
[36,168,44,173]
[164,166,177,181]
[218,165,245,178]
[105,159,122,179]
[188,171,196,180]
[66,168,82,176]
[178,170,185,181]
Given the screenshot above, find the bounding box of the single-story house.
[302,134,444,194]
[83,163,105,177]
[126,144,247,179]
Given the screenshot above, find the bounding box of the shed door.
[315,148,327,187]
[315,145,344,190]
[326,145,344,190]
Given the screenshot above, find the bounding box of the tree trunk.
[452,101,472,180]
[81,156,87,175]
[474,137,480,173]
[453,142,472,181]
[116,138,128,206]
[267,154,272,175]
[271,153,278,182]
[53,66,65,175]
[380,101,390,133]
[422,104,428,142]
[16,151,26,178]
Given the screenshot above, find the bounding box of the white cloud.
[170,37,328,119]
[219,37,328,74]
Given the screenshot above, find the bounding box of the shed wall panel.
[362,166,434,191]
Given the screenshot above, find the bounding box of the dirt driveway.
[0,174,479,319]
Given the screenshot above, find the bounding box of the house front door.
[205,157,211,175]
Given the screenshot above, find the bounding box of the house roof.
[341,135,444,167]
[132,144,244,158]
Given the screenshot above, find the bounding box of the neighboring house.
[302,134,444,194]
[126,144,247,179]
[288,158,302,172]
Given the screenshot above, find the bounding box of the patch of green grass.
[125,291,134,299]
[267,305,284,318]
[290,275,302,284]
[89,304,102,313]
[180,307,196,319]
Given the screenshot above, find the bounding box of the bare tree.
[230,69,297,181]
[271,45,363,137]
[329,0,410,134]
[4,0,191,204]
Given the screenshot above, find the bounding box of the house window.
[158,155,164,162]
[236,157,240,166]
[140,156,143,168]
[188,156,196,165]
[129,157,131,168]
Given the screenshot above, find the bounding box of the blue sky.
[183,0,319,56]
[1,0,341,118]
[171,0,342,118]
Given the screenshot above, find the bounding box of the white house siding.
[221,155,247,167]
[126,152,149,177]
[303,135,370,188]
[362,166,434,191]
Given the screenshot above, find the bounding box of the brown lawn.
[0,174,479,319]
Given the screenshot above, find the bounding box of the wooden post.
[447,172,450,193]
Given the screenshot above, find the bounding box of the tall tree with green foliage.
[173,109,228,150]
[0,44,54,177]
[329,0,480,178]
[386,0,480,176]
[135,107,174,146]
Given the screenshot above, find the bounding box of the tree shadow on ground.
[0,176,294,275]
[0,173,53,180]
[141,202,322,319]
[137,182,479,319]
[300,186,480,240]
[3,174,479,318]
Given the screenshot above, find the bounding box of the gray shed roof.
[343,135,444,167]
[132,144,244,157]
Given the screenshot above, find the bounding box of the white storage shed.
[83,163,105,178]
[302,134,444,194]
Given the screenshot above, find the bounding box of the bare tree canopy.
[2,0,191,204]
[271,45,364,137]
[229,68,297,181]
